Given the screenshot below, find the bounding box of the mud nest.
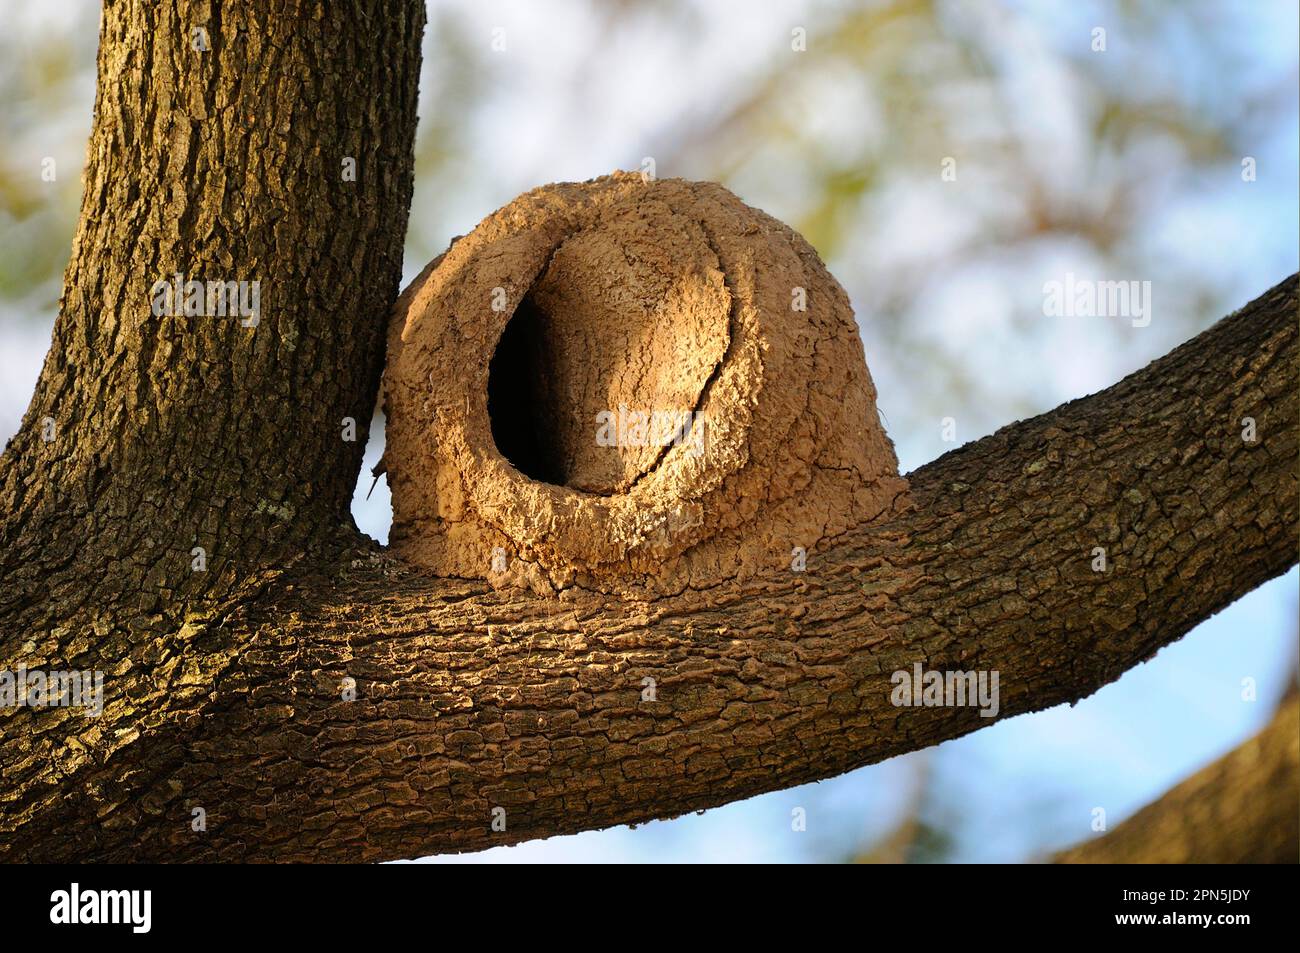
[383,172,907,595]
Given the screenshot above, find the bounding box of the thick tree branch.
[0,0,424,611]
[3,275,1293,861]
[1055,694,1299,864]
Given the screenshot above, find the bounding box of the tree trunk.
[1055,695,1299,864]
[0,1,1296,863]
[0,0,424,602]
[0,0,424,860]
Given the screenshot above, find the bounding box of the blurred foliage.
[847,754,960,864]
[0,11,98,315]
[660,0,1298,428]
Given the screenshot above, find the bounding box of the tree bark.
[1055,695,1299,864]
[0,0,424,606]
[0,1,1296,863]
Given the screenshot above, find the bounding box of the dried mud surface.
[383,172,908,595]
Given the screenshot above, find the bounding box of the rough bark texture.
[0,0,1296,864]
[0,0,426,858]
[2,270,1294,862]
[1056,695,1299,864]
[0,0,424,608]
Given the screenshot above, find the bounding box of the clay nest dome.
[383,172,908,595]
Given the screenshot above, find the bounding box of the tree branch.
[3,275,1293,861]
[1055,694,1299,864]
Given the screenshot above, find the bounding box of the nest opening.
[487,293,569,486]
